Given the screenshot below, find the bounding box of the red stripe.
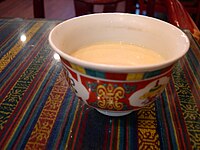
[109,119,115,149]
[115,120,120,150]
[54,90,75,149]
[105,73,127,80]
[166,84,184,149]
[0,55,54,146]
[12,57,55,148]
[159,94,172,148]
[75,105,89,150]
[0,22,28,48]
[61,57,72,68]
[190,46,200,62]
[180,58,200,109]
[167,79,192,149]
[103,118,112,150]
[0,47,40,100]
[126,119,129,150]
[185,54,200,78]
[109,119,119,150]
[70,103,85,149]
[0,32,50,101]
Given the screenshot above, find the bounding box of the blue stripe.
[155,93,169,150]
[85,69,96,76]
[143,69,161,79]
[161,89,178,149]
[0,20,21,44]
[185,49,200,84]
[95,71,105,78]
[77,108,108,149]
[85,68,105,78]
[0,21,35,58]
[119,118,125,150]
[0,22,51,88]
[0,44,54,139]
[0,19,7,25]
[12,64,62,149]
[128,112,138,149]
[58,95,79,149]
[46,88,75,149]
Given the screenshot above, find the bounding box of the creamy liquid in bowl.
[70,42,165,66]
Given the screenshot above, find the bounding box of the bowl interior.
[49,13,190,72]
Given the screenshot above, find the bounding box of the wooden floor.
[0,0,199,28]
[0,0,127,20]
[0,0,76,20]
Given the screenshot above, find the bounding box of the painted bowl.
[49,13,189,116]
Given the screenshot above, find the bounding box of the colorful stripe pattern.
[61,58,173,81]
[0,19,199,149]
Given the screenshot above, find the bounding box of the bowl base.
[96,109,133,117]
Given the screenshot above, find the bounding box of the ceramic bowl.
[49,13,189,116]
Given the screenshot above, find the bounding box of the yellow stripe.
[65,100,81,148]
[0,22,44,72]
[137,103,160,149]
[126,73,144,80]
[4,64,53,148]
[117,119,120,150]
[70,63,86,74]
[25,71,68,149]
[165,89,180,150]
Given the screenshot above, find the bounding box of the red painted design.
[65,68,172,111]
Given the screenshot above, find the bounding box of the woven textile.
[0,19,199,149]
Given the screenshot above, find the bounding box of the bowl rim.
[49,13,190,73]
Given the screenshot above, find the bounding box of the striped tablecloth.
[0,19,199,149]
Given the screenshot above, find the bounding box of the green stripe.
[155,93,174,150]
[46,87,75,149]
[0,21,35,58]
[0,38,52,130]
[0,22,55,88]
[162,90,179,149]
[58,96,80,149]
[143,69,161,79]
[8,58,60,149]
[85,68,105,78]
[185,50,200,85]
[172,63,200,149]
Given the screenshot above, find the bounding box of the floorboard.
[0,0,75,20]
